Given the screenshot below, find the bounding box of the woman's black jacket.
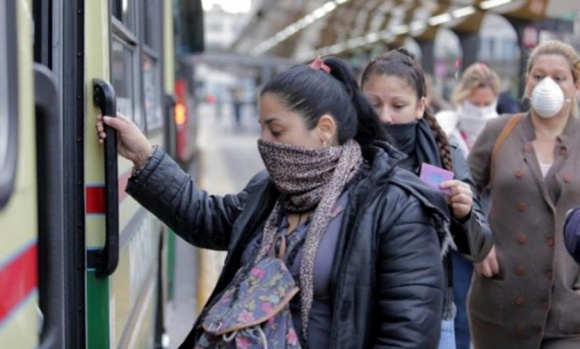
[126,141,450,348]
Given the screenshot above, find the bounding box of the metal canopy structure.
[231,0,579,62]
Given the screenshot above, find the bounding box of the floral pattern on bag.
[194,257,301,349]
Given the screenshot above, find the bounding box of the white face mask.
[461,100,498,119]
[530,77,566,118]
[459,101,498,146]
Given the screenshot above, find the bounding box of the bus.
[0,0,203,348]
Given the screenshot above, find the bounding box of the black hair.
[360,48,454,171]
[260,56,388,145]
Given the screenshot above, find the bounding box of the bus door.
[0,0,41,347]
[84,1,168,348]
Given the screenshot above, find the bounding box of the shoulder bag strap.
[489,113,524,184]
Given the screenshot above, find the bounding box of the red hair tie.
[309,57,331,74]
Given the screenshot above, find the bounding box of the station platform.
[166,102,264,348]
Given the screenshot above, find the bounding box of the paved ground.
[166,103,264,348]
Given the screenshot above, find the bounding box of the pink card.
[419,163,454,194]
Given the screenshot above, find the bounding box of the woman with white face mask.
[468,40,580,349]
[432,62,502,349]
[436,63,502,158]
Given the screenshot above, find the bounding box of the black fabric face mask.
[383,121,419,156]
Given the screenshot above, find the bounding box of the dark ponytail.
[323,57,390,144]
[260,56,389,145]
[361,48,454,171]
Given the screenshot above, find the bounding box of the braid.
[424,110,454,171]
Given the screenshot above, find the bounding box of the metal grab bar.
[92,79,119,277]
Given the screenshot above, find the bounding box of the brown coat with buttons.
[468,113,580,349]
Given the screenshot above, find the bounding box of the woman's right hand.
[474,245,499,278]
[96,113,153,168]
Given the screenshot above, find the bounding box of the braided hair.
[361,48,454,171]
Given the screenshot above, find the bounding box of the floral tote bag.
[194,254,301,349]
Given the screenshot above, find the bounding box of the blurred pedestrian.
[431,61,502,349]
[425,74,453,114]
[232,87,244,130]
[496,82,521,115]
[97,56,451,348]
[361,48,493,349]
[468,40,580,349]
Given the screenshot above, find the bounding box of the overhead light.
[452,6,476,18]
[480,0,513,10]
[380,31,394,42]
[252,0,350,56]
[391,24,409,35]
[410,20,426,32]
[365,32,380,43]
[428,13,452,26]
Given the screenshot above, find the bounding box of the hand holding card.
[419,163,454,195]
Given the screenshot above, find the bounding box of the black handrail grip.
[35,64,66,349]
[92,79,119,277]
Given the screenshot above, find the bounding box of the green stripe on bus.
[167,229,176,300]
[87,272,110,349]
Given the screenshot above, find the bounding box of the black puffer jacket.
[127,141,451,348]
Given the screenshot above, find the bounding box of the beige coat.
[468,113,580,348]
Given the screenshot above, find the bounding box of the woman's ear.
[416,96,426,119]
[317,114,337,145]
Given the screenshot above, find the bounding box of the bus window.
[142,0,163,132]
[0,0,18,209]
[143,0,160,49]
[143,55,162,130]
[111,40,139,127]
[112,0,136,30]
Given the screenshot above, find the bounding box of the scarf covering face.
[256,138,363,341]
[258,138,361,213]
[384,118,443,172]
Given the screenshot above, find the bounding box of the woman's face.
[258,93,331,148]
[525,54,579,107]
[466,87,497,107]
[363,75,425,125]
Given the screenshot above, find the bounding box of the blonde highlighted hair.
[451,62,501,106]
[526,40,580,117]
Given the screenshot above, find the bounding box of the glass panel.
[144,0,159,48]
[112,0,135,29]
[143,55,162,130]
[111,39,142,129]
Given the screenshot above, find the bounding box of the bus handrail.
[92,79,119,277]
[35,63,66,349]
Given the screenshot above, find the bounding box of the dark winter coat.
[127,141,451,348]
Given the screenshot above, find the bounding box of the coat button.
[546,270,553,280]
[515,265,525,276]
[542,300,550,309]
[560,147,568,156]
[517,234,527,244]
[564,174,572,183]
[514,324,524,335]
[546,236,554,247]
[515,296,524,305]
[524,144,533,153]
[518,202,528,211]
[515,170,524,178]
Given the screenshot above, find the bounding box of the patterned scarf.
[256,138,363,340]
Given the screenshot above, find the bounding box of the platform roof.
[231,0,580,61]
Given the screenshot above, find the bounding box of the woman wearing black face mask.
[361,48,493,349]
[96,56,451,348]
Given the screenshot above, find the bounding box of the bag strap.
[489,113,524,183]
